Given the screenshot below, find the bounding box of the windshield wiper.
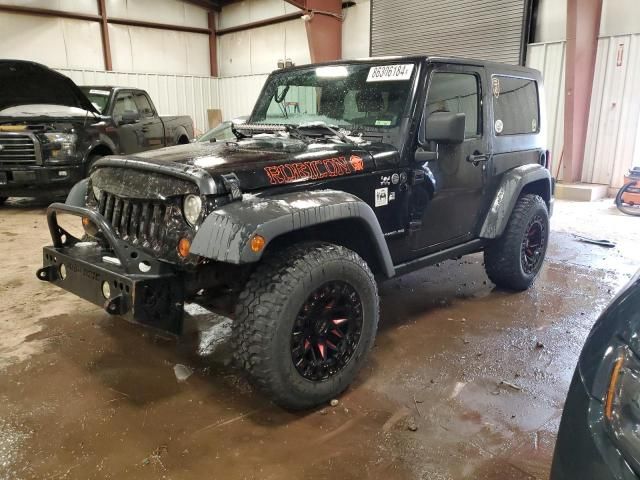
[293,122,357,145]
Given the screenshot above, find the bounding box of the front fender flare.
[65,178,89,207]
[480,164,552,239]
[190,189,395,278]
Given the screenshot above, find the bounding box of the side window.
[112,92,138,118]
[426,72,480,137]
[134,93,155,118]
[492,76,539,135]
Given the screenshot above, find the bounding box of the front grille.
[0,133,39,166]
[98,192,168,250]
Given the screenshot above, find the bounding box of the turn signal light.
[605,355,625,420]
[250,235,266,252]
[82,216,99,237]
[178,238,191,258]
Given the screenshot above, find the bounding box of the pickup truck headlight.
[605,346,640,470]
[43,133,77,161]
[183,194,202,227]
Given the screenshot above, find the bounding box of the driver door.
[410,65,491,253]
[112,91,144,154]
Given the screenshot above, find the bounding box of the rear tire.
[231,242,379,410]
[0,197,7,206]
[484,194,549,291]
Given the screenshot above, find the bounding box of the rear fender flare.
[480,164,552,239]
[190,189,395,278]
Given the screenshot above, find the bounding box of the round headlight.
[183,194,202,226]
[92,184,102,201]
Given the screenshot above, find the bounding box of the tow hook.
[36,265,58,282]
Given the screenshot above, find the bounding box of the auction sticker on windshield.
[367,64,414,82]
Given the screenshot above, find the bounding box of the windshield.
[250,63,417,129]
[80,87,111,113]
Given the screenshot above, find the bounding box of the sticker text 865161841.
[367,64,414,82]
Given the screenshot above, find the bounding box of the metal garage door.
[370,0,528,65]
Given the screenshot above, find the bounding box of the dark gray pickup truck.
[0,60,193,203]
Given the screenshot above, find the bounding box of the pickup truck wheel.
[231,242,379,410]
[484,194,549,291]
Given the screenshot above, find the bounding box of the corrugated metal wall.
[217,74,269,120]
[527,34,640,188]
[371,0,527,64]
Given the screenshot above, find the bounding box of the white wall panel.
[217,74,268,120]
[105,0,207,28]
[56,68,219,136]
[342,0,370,59]
[109,24,210,76]
[600,0,640,37]
[0,0,98,15]
[0,13,104,69]
[534,0,566,43]
[217,19,310,76]
[527,41,565,177]
[528,35,640,188]
[218,0,300,30]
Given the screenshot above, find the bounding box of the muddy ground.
[0,198,638,480]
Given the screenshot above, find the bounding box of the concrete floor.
[0,198,638,480]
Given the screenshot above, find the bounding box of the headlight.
[44,132,77,160]
[92,184,102,201]
[183,194,202,226]
[605,346,640,470]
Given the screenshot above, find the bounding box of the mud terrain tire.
[484,194,549,291]
[231,242,379,410]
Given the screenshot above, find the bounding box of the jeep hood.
[0,60,97,114]
[100,137,398,193]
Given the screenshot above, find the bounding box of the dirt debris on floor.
[0,196,638,479]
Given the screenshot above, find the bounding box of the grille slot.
[0,133,39,166]
[98,192,167,250]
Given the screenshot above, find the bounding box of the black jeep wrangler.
[37,56,553,409]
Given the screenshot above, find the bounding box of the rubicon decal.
[264,155,365,185]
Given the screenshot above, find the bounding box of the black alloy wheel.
[291,281,363,382]
[521,214,546,274]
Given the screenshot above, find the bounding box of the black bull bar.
[36,203,185,334]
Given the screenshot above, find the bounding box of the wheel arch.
[190,190,395,278]
[480,164,553,239]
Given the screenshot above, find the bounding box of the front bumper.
[0,164,84,197]
[36,203,185,334]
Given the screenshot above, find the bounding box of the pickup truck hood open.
[103,136,395,193]
[0,60,98,114]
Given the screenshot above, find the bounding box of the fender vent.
[98,192,167,250]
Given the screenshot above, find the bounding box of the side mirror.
[119,111,140,125]
[423,111,466,144]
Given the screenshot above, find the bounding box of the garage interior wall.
[528,0,640,188]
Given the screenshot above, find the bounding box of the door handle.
[467,152,490,164]
[141,127,149,133]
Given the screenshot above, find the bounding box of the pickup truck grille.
[98,192,167,250]
[0,133,40,166]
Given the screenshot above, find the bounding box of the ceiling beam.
[216,12,303,35]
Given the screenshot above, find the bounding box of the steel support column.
[562,0,602,182]
[287,0,342,63]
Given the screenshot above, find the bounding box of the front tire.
[231,242,379,410]
[484,194,549,291]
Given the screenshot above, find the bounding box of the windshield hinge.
[221,173,242,200]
